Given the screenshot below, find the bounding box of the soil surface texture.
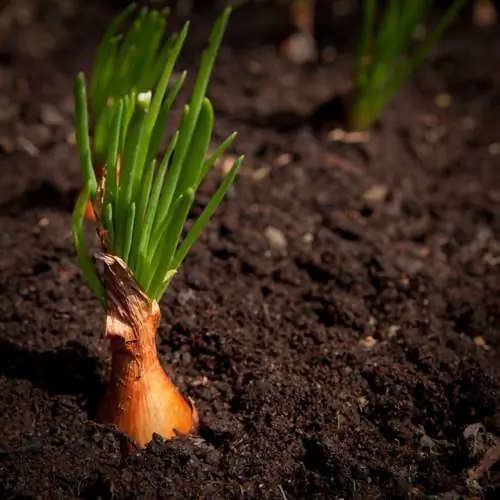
[1,1,500,499]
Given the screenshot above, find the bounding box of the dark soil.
[1,1,500,498]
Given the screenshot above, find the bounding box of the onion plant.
[72,5,242,449]
[346,0,467,130]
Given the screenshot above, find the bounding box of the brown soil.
[1,1,500,499]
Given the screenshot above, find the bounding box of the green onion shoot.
[72,5,242,450]
[346,0,466,130]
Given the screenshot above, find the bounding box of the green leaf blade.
[200,131,237,182]
[74,73,97,197]
[75,5,239,305]
[176,97,214,198]
[149,188,195,299]
[172,155,243,273]
[154,7,231,230]
[123,202,137,264]
[135,131,179,287]
[350,0,465,130]
[72,186,105,307]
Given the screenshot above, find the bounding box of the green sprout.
[90,4,181,165]
[72,5,243,307]
[347,0,467,130]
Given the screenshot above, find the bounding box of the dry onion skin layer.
[346,0,466,131]
[72,5,243,450]
[98,253,196,448]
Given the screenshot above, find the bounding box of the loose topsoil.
[1,1,500,498]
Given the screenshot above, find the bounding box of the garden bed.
[1,1,500,498]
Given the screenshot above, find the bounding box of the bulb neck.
[95,253,197,450]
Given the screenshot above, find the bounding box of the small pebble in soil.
[247,59,263,76]
[190,376,209,387]
[387,325,400,338]
[281,32,317,65]
[66,130,76,145]
[251,166,270,181]
[40,103,66,127]
[474,0,498,26]
[275,152,292,167]
[23,123,52,149]
[328,128,370,144]
[302,232,314,244]
[177,288,196,306]
[363,184,389,204]
[38,217,49,228]
[357,396,369,411]
[16,136,38,156]
[488,142,500,155]
[359,336,377,349]
[218,154,236,175]
[473,336,490,350]
[265,226,288,253]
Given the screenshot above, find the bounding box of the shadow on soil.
[0,339,105,415]
[0,181,78,215]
